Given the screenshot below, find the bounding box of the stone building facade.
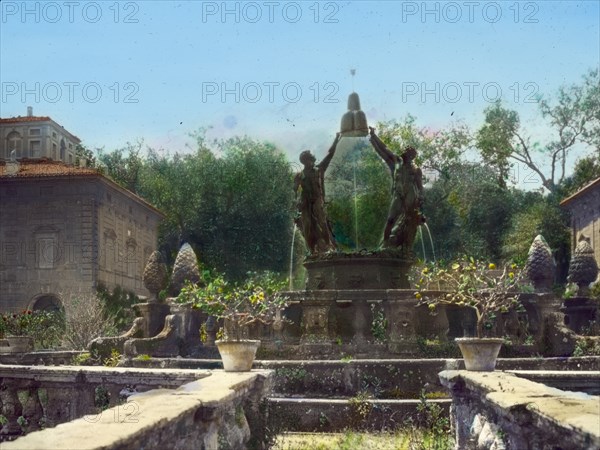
[0,107,81,163]
[0,159,163,312]
[561,177,600,270]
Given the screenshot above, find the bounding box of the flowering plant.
[2,310,35,336]
[414,256,523,338]
[177,271,289,341]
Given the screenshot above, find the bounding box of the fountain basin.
[304,253,413,290]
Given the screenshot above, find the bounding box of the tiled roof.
[560,177,600,207]
[0,158,98,178]
[0,116,52,124]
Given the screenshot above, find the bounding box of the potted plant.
[2,310,35,352]
[415,257,523,371]
[178,271,289,371]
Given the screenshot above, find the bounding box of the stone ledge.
[0,364,211,386]
[439,370,600,449]
[3,370,272,450]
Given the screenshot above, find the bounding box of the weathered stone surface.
[143,251,168,301]
[88,316,146,359]
[440,370,600,450]
[170,242,201,295]
[568,236,599,294]
[525,235,555,291]
[2,370,272,450]
[124,314,180,357]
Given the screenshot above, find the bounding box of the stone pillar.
[44,385,76,427]
[168,302,204,356]
[300,291,334,354]
[351,298,371,348]
[386,292,419,354]
[22,386,44,432]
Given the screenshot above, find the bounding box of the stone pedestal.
[133,302,170,338]
[300,291,333,347]
[562,297,598,334]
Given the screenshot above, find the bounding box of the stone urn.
[216,340,260,372]
[455,337,503,371]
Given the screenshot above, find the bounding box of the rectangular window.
[29,140,41,158]
[29,128,41,136]
[37,236,57,269]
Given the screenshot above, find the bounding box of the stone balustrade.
[0,365,211,441]
[439,370,600,450]
[2,369,271,450]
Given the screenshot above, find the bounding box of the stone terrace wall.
[439,370,600,450]
[0,365,210,439]
[3,370,272,450]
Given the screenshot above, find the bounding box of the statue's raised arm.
[369,127,397,173]
[318,132,342,172]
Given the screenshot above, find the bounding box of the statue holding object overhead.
[294,133,341,254]
[369,127,425,252]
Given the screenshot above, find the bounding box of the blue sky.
[1,1,598,183]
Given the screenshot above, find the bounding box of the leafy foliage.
[415,257,523,337]
[475,69,599,192]
[137,133,294,280]
[177,271,289,341]
[96,284,139,332]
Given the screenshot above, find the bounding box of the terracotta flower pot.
[455,337,503,371]
[216,339,260,372]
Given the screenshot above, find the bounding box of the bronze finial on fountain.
[293,133,341,255]
[340,70,369,137]
[368,126,425,253]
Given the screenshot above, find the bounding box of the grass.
[273,430,452,450]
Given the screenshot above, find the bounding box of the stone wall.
[562,179,600,271]
[2,368,272,450]
[0,174,161,311]
[439,370,600,450]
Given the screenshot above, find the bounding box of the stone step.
[266,397,452,432]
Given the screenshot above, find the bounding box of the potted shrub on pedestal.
[2,310,35,353]
[178,271,288,371]
[416,257,523,371]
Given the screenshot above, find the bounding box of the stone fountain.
[288,94,427,356]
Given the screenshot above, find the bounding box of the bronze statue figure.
[294,133,341,254]
[369,127,424,252]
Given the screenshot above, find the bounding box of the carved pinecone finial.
[568,235,598,295]
[525,235,555,291]
[143,251,168,302]
[170,242,201,295]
